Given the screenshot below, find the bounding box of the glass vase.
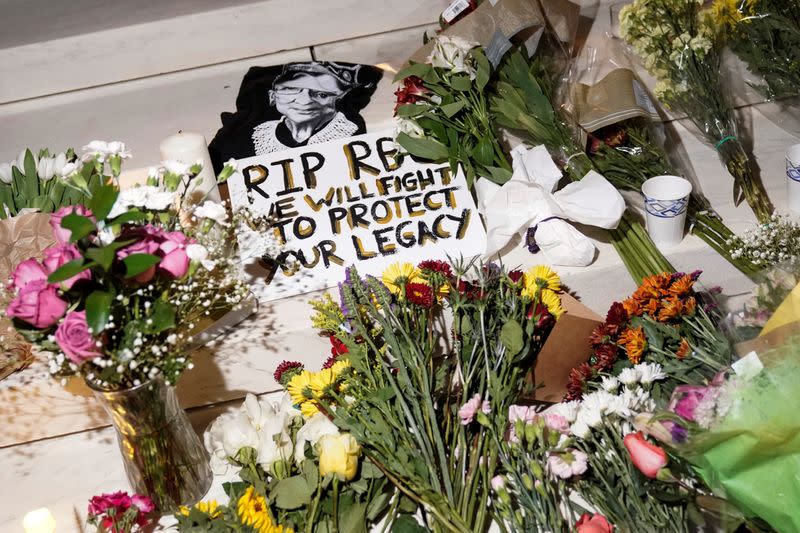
[91,376,212,513]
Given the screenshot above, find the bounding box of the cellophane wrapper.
[681,278,800,533]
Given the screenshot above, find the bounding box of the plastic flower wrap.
[619,0,774,222]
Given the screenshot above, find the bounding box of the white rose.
[257,429,293,471]
[294,412,340,464]
[204,412,235,475]
[0,162,13,184]
[194,200,229,226]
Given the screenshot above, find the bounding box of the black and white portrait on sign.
[209,61,382,172]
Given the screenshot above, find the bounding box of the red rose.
[624,431,668,479]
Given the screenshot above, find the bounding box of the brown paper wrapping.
[408,0,580,65]
[570,68,661,133]
[0,213,55,377]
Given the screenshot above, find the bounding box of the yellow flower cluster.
[522,265,565,319]
[382,262,422,295]
[287,360,352,417]
[707,0,753,34]
[237,486,294,533]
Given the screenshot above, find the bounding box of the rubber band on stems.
[564,152,587,168]
[715,135,737,150]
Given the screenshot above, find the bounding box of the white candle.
[22,508,56,533]
[159,131,221,202]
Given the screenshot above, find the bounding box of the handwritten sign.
[227,130,486,301]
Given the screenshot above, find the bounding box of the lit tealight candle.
[159,131,221,202]
[22,508,56,533]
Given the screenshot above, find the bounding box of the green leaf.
[440,101,466,118]
[122,253,161,278]
[500,319,524,357]
[30,195,54,213]
[474,48,491,91]
[88,183,119,220]
[483,166,513,185]
[340,501,367,533]
[473,137,495,167]
[273,476,313,509]
[302,458,319,489]
[62,213,96,242]
[86,290,113,334]
[392,514,427,533]
[86,246,118,271]
[449,75,472,91]
[109,209,147,226]
[359,459,384,479]
[393,62,431,82]
[23,150,38,197]
[48,259,90,284]
[396,132,449,161]
[148,300,176,333]
[397,104,430,118]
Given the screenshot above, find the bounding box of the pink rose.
[157,231,192,278]
[575,513,614,533]
[50,205,95,244]
[6,280,67,328]
[623,431,668,479]
[10,258,47,290]
[55,310,101,364]
[117,225,163,283]
[42,244,91,289]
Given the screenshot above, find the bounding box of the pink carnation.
[458,394,490,425]
[546,449,588,479]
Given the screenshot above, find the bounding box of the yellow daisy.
[522,265,561,298]
[237,486,273,531]
[541,289,565,319]
[330,359,352,377]
[309,367,336,396]
[179,499,221,518]
[300,400,321,418]
[382,262,422,295]
[287,370,314,406]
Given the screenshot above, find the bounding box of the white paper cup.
[641,175,692,249]
[786,144,800,214]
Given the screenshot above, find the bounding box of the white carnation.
[194,200,229,226]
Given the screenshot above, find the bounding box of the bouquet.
[652,340,800,532]
[710,0,800,102]
[566,271,732,405]
[489,48,675,282]
[180,391,390,532]
[394,35,512,187]
[619,0,774,222]
[0,147,91,217]
[295,259,564,532]
[3,141,262,390]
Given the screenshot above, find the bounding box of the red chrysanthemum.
[418,259,452,277]
[322,355,338,370]
[274,360,304,385]
[566,363,594,401]
[604,302,628,335]
[406,282,434,308]
[593,343,619,372]
[589,324,614,348]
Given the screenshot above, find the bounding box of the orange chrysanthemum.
[641,273,672,297]
[619,326,647,364]
[657,296,683,322]
[682,296,697,315]
[668,274,694,297]
[675,338,691,360]
[643,298,659,317]
[622,297,642,317]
